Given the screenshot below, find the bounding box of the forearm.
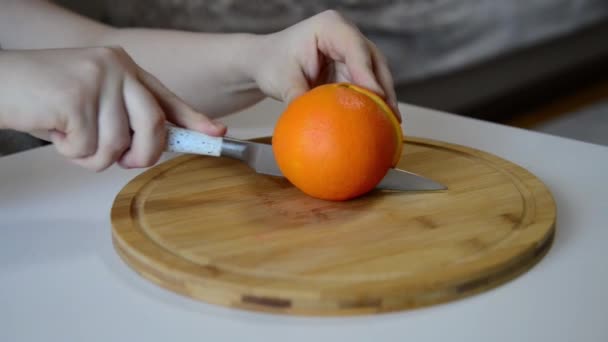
[0,0,109,49]
[0,0,266,116]
[99,29,266,116]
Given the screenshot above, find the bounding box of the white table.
[2,99,607,341]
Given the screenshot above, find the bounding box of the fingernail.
[212,120,226,131]
[211,120,228,135]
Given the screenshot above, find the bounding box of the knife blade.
[165,125,446,191]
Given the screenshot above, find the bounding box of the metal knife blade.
[165,126,447,191]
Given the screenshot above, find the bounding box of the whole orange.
[272,83,403,201]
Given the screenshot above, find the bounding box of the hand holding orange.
[272,83,403,201]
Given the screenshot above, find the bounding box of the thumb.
[136,67,226,137]
[282,68,310,104]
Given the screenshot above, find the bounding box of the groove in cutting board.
[111,137,556,315]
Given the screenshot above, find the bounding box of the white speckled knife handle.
[165,125,222,156]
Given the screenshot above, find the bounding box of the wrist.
[239,32,289,100]
[228,33,268,91]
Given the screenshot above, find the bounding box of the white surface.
[1,99,607,342]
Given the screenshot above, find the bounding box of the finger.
[313,58,336,87]
[71,84,131,172]
[317,25,384,97]
[137,67,226,137]
[366,39,401,121]
[119,75,166,169]
[51,101,98,159]
[333,63,352,83]
[282,65,310,103]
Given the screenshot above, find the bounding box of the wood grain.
[111,136,556,315]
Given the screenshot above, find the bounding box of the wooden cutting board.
[111,136,556,315]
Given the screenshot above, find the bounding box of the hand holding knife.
[164,125,447,192]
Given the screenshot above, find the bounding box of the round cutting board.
[111,136,556,315]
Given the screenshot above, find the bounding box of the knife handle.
[165,125,222,157]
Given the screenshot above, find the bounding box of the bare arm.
[0,2,400,171]
[99,30,264,116]
[0,0,109,49]
[0,0,265,117]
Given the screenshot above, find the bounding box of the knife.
[164,125,446,191]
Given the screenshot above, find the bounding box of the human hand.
[0,47,226,171]
[252,10,401,120]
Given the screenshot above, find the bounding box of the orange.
[272,83,403,201]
